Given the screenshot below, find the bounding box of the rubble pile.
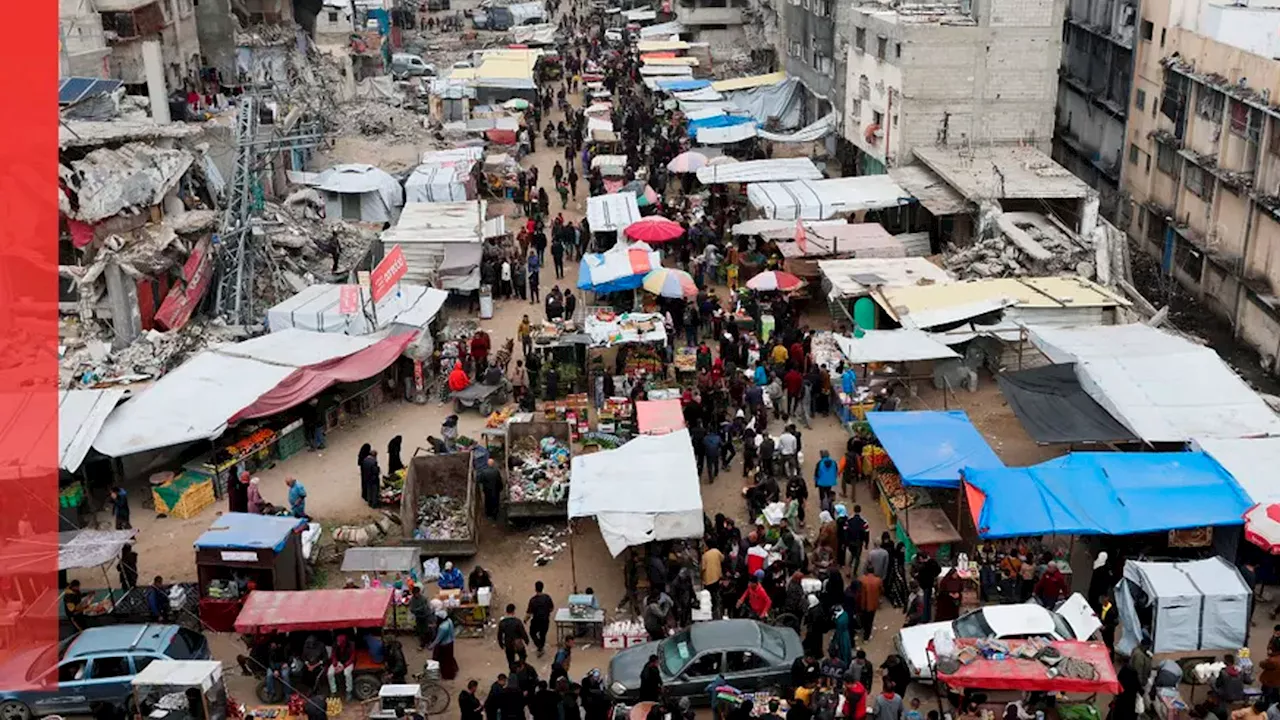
[527,526,570,566]
[944,221,1093,280]
[413,494,470,540]
[336,100,432,141]
[508,436,571,504]
[59,319,246,388]
[245,201,378,308]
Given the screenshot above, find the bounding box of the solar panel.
[58,77,123,105]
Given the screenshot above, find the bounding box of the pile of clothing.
[414,495,469,540]
[508,436,571,503]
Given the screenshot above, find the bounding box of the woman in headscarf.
[246,477,264,515]
[357,443,373,503]
[830,605,853,664]
[802,594,828,659]
[228,470,250,513]
[427,608,458,679]
[447,361,470,394]
[1087,551,1114,613]
[816,511,839,557]
[360,448,381,508]
[386,436,404,476]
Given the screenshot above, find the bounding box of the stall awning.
[866,410,1004,488]
[635,399,686,435]
[996,364,1138,444]
[194,513,307,553]
[267,284,447,336]
[130,660,222,691]
[0,529,140,573]
[834,330,960,364]
[747,176,909,220]
[587,192,642,233]
[340,547,420,573]
[937,640,1120,694]
[1196,436,1280,504]
[569,430,703,556]
[964,452,1251,538]
[59,389,126,472]
[695,158,822,185]
[234,589,393,634]
[577,241,660,293]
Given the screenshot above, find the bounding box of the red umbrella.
[624,215,685,243]
[1245,503,1280,553]
[746,270,804,292]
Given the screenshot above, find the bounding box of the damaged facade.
[96,0,201,87]
[836,0,1067,176]
[1052,0,1138,223]
[1125,1,1280,373]
[61,0,113,78]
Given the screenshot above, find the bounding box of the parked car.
[391,53,436,80]
[607,620,803,705]
[470,9,490,29]
[0,624,210,720]
[895,593,1101,680]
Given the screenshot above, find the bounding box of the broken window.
[815,0,831,15]
[1129,143,1140,165]
[328,10,339,21]
[1160,70,1189,136]
[849,98,862,120]
[855,28,866,52]
[1140,19,1152,40]
[1196,87,1225,123]
[872,109,883,126]
[1229,100,1248,135]
[814,50,832,75]
[1270,117,1280,156]
[1156,142,1179,176]
[895,42,901,59]
[877,37,887,60]
[1136,88,1146,111]
[1184,165,1209,199]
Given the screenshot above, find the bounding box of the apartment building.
[1053,0,1138,221]
[1125,0,1280,371]
[61,0,112,78]
[781,0,838,126]
[96,0,200,87]
[839,0,1067,176]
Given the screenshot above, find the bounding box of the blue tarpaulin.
[964,452,1251,538]
[658,79,711,92]
[577,256,647,293]
[686,114,757,138]
[865,410,1004,488]
[194,512,307,552]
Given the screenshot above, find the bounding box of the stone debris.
[59,319,247,388]
[336,99,433,142]
[527,526,570,566]
[944,213,1093,280]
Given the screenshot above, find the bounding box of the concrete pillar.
[103,263,142,346]
[1080,191,1100,237]
[142,39,171,124]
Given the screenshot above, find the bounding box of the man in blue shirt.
[286,476,307,518]
[813,449,839,515]
[840,363,858,395]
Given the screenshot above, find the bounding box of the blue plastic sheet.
[576,256,647,293]
[657,79,710,92]
[686,114,757,138]
[964,452,1251,538]
[865,410,1004,488]
[194,512,307,552]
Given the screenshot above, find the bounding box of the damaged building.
[61,0,113,78]
[1125,0,1280,374]
[96,0,201,88]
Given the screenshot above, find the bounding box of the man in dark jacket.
[525,581,555,656]
[477,458,503,520]
[639,655,663,702]
[498,604,529,669]
[484,675,506,720]
[460,679,483,720]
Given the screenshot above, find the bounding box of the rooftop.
[818,256,955,298]
[914,145,1094,201]
[851,0,978,25]
[59,119,205,149]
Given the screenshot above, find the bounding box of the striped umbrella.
[643,268,698,298]
[1245,503,1280,553]
[667,151,709,174]
[746,270,804,292]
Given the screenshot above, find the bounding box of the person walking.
[856,567,883,641]
[285,477,307,518]
[428,609,459,680]
[526,581,556,657]
[497,604,530,669]
[703,426,723,483]
[109,487,131,529]
[477,458,503,520]
[528,254,541,304]
[813,450,839,515]
[551,234,566,279]
[361,448,381,508]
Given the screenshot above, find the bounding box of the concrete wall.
[61,0,111,77]
[195,0,237,81]
[316,4,357,35]
[108,0,200,86]
[1198,3,1280,57]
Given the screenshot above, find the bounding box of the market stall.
[132,660,229,720]
[934,639,1120,695]
[634,399,685,435]
[341,547,420,632]
[504,420,573,522]
[193,514,308,633]
[399,450,479,557]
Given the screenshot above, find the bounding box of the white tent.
[834,330,960,364]
[404,163,475,203]
[59,389,126,472]
[1195,436,1280,504]
[568,430,703,556]
[696,158,822,185]
[1115,557,1251,655]
[315,164,404,223]
[382,201,487,291]
[587,192,641,239]
[747,176,909,219]
[267,284,447,337]
[1030,324,1280,442]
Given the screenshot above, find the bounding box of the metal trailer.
[503,420,573,522]
[399,450,480,557]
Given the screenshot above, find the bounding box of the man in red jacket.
[1034,563,1069,608]
[737,571,772,619]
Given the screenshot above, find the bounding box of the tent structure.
[962,451,1251,538]
[1114,557,1251,655]
[315,164,404,223]
[267,284,447,337]
[865,411,1004,488]
[587,192,642,241]
[382,201,487,291]
[695,158,822,185]
[747,176,909,220]
[635,399,686,435]
[59,389,126,472]
[404,162,475,203]
[93,330,414,457]
[833,330,959,364]
[1030,324,1280,442]
[995,364,1138,444]
[1196,436,1280,504]
[577,241,661,293]
[568,430,703,556]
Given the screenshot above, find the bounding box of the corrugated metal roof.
[880,276,1130,325]
[776,223,903,259]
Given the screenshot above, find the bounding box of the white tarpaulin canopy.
[587,192,641,232]
[569,430,703,556]
[93,330,385,457]
[834,330,960,364]
[267,284,447,336]
[59,389,126,472]
[1196,436,1280,504]
[405,163,473,203]
[315,164,404,223]
[748,176,910,219]
[695,158,822,185]
[1030,324,1280,443]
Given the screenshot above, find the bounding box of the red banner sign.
[370,245,407,303]
[154,237,213,331]
[338,285,360,315]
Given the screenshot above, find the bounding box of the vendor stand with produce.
[504,420,573,523]
[341,547,421,633]
[234,588,397,704]
[132,660,230,720]
[193,513,308,633]
[931,639,1120,720]
[399,450,480,557]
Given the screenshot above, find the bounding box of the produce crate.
[276,422,307,461]
[153,473,215,519]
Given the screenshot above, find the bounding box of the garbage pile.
[528,526,570,566]
[508,436,571,504]
[414,495,470,540]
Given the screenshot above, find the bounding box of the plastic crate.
[604,635,626,649]
[276,426,307,461]
[154,478,215,519]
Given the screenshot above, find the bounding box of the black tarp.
[996,363,1138,444]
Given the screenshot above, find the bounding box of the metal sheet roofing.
[710,72,788,92]
[818,257,954,298]
[889,164,969,215]
[878,276,1129,327]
